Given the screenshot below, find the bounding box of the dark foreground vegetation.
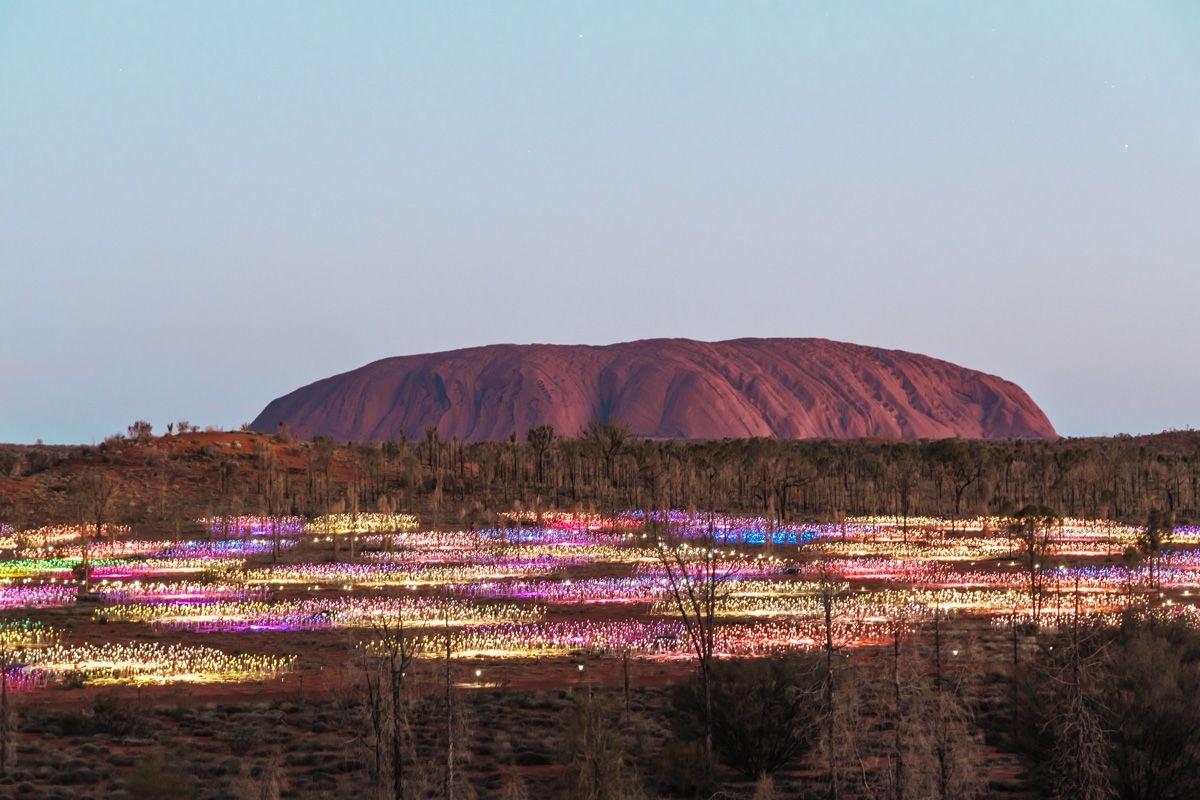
[2,610,1199,799]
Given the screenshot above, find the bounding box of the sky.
[2,2,1198,444]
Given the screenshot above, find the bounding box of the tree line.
[3,423,1198,530]
[298,423,1200,525]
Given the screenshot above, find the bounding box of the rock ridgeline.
[251,338,1057,442]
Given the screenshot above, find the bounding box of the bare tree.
[584,420,630,511]
[562,690,645,800]
[815,568,849,800]
[892,451,919,544]
[1136,508,1173,593]
[889,609,913,800]
[1009,505,1058,624]
[0,644,13,778]
[651,512,737,782]
[922,610,986,800]
[361,617,419,800]
[72,471,117,592]
[526,425,556,485]
[438,604,474,800]
[1049,579,1110,799]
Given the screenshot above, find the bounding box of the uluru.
[251,338,1056,442]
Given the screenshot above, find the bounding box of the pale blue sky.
[2,2,1198,443]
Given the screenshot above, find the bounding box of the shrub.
[671,655,824,779]
[127,749,195,800]
[92,689,141,737]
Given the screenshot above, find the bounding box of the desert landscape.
[1,426,1199,798]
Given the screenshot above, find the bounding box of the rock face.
[251,338,1056,442]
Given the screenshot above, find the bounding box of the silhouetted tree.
[1009,505,1059,624]
[526,425,555,484]
[72,471,117,591]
